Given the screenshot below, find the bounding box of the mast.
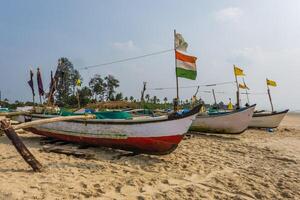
[243,78,250,104]
[212,89,217,106]
[234,65,240,109]
[267,79,274,112]
[174,29,179,111]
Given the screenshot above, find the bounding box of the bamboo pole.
[266,81,274,112]
[13,115,95,130]
[243,78,250,104]
[234,65,240,109]
[212,89,217,106]
[0,119,42,172]
[0,111,30,117]
[174,29,179,111]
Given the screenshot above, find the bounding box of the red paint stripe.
[27,128,183,155]
[175,50,197,63]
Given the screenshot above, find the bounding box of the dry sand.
[0,114,299,199]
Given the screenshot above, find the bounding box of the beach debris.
[41,145,95,159]
[0,118,42,172]
[39,137,95,159]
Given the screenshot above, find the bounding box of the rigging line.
[78,48,174,70]
[148,81,235,90]
[241,92,267,95]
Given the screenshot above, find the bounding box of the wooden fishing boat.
[189,104,256,134]
[249,109,289,128]
[16,104,201,155]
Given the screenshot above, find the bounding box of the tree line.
[50,57,171,108]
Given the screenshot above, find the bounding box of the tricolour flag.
[176,50,197,80]
[266,79,277,87]
[234,65,245,76]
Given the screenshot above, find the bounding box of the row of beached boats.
[1,31,288,156]
[10,103,288,156]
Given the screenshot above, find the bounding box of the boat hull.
[16,105,201,155]
[249,110,289,128]
[190,105,256,134]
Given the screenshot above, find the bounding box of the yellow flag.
[234,65,245,76]
[239,83,249,90]
[266,79,277,87]
[76,79,81,86]
[228,101,233,110]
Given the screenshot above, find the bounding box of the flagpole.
[212,89,217,106]
[243,78,250,104]
[234,65,240,109]
[174,29,179,111]
[267,79,274,113]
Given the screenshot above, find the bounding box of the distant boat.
[16,104,201,155]
[249,109,289,128]
[189,104,256,134]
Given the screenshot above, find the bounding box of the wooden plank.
[41,145,95,159]
[13,114,95,130]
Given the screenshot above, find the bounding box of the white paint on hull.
[190,105,255,134]
[249,111,288,128]
[16,114,197,139]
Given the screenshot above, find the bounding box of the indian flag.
[176,50,197,80]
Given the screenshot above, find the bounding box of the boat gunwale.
[23,104,202,125]
[196,104,256,119]
[253,109,289,118]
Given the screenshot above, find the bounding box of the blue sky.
[0,0,299,110]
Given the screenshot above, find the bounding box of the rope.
[78,49,174,70]
[148,81,235,90]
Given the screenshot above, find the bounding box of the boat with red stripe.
[17,104,201,155]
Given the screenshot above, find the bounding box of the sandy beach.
[0,114,299,200]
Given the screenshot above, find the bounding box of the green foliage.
[89,74,106,101]
[115,92,123,101]
[55,57,82,106]
[105,75,119,101]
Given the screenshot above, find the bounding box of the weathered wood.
[13,114,95,130]
[0,119,42,172]
[41,145,95,159]
[0,111,29,117]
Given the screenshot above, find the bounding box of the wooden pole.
[77,89,80,109]
[0,111,30,117]
[234,65,240,109]
[243,78,250,104]
[174,29,179,111]
[32,94,35,110]
[212,89,217,106]
[245,89,250,104]
[0,119,42,172]
[13,114,95,130]
[267,80,274,112]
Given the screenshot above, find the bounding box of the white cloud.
[215,7,243,23]
[112,40,138,51]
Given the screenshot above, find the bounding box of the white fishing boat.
[190,104,256,134]
[15,105,201,155]
[249,109,289,128]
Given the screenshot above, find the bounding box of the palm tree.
[163,97,168,104]
[129,96,134,102]
[153,96,157,104]
[145,94,150,102]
